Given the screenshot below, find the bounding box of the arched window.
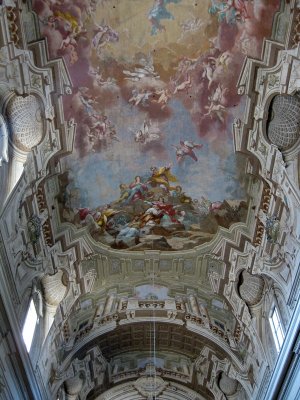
[22,299,38,352]
[269,306,285,352]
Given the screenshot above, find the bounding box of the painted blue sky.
[65,97,245,209]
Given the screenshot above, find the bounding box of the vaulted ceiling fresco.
[31,0,279,250]
[2,1,300,400]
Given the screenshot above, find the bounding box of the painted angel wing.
[188,149,198,162]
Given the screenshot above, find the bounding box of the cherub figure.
[129,89,152,107]
[173,74,192,94]
[172,140,203,163]
[203,84,228,122]
[203,102,226,122]
[201,60,215,88]
[153,88,171,109]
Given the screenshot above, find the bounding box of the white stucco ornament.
[0,115,8,166]
[6,94,44,152]
[134,376,168,398]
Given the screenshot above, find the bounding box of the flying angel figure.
[78,87,98,116]
[92,23,119,55]
[123,65,160,82]
[201,60,215,88]
[202,84,228,123]
[173,74,192,94]
[129,89,153,107]
[153,88,171,109]
[172,140,203,163]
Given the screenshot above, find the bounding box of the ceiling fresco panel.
[32,0,279,251]
[2,2,300,400]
